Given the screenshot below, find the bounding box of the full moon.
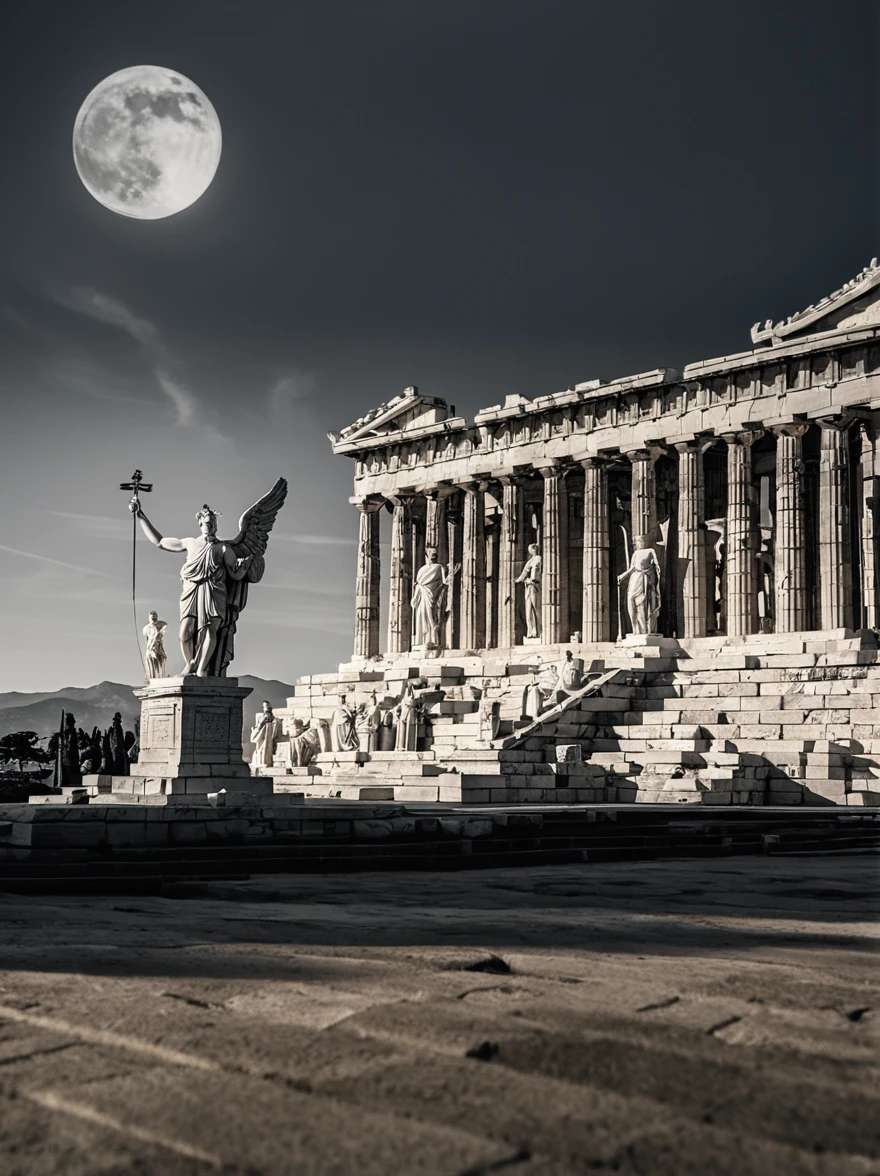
[73,65,222,219]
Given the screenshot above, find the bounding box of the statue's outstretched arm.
[129,501,185,553]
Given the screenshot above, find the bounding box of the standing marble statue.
[523,672,545,721]
[142,610,168,678]
[130,478,287,677]
[394,683,420,751]
[515,543,543,639]
[250,701,278,770]
[331,693,359,752]
[411,548,447,648]
[557,649,582,694]
[617,536,662,635]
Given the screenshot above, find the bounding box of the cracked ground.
[0,853,877,1175]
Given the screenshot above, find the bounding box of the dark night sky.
[0,0,877,690]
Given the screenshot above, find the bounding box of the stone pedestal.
[121,676,265,797]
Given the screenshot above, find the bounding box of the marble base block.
[126,676,254,795]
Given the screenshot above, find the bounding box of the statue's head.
[196,505,219,537]
[528,542,539,556]
[565,649,573,661]
[262,700,272,714]
[635,534,650,550]
[426,547,438,564]
[148,610,158,623]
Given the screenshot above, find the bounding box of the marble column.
[425,492,446,555]
[497,476,523,649]
[771,422,809,633]
[387,496,412,654]
[724,430,762,638]
[859,422,878,630]
[444,498,462,650]
[626,448,660,543]
[581,458,610,643]
[818,418,854,630]
[460,483,485,650]
[539,466,567,644]
[353,500,381,659]
[674,440,709,639]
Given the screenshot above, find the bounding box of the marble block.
[128,676,253,790]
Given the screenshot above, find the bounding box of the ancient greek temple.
[271,261,880,808]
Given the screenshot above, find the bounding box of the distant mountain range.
[0,676,296,750]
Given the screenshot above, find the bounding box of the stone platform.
[115,675,264,800]
[272,629,880,808]
[0,797,876,895]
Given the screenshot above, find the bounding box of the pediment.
[751,258,880,345]
[328,387,452,449]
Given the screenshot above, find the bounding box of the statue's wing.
[222,477,288,584]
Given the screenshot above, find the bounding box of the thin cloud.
[50,284,216,432]
[156,369,197,425]
[50,357,144,404]
[0,542,119,579]
[53,286,162,350]
[47,512,131,540]
[269,371,317,415]
[274,532,356,547]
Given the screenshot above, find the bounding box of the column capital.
[352,495,384,514]
[769,419,809,439]
[580,454,611,470]
[720,428,765,448]
[673,435,713,456]
[625,444,664,465]
[815,415,856,433]
[538,463,562,479]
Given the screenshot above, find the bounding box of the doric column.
[387,496,412,654]
[460,483,485,650]
[444,497,462,650]
[539,465,567,644]
[818,418,854,630]
[484,515,499,648]
[353,499,382,659]
[674,440,709,639]
[724,430,763,637]
[425,492,446,554]
[497,476,523,648]
[859,422,878,629]
[771,422,809,633]
[581,458,610,642]
[626,448,660,543]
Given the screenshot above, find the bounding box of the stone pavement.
[0,852,877,1175]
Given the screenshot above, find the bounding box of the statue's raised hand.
[128,497,141,516]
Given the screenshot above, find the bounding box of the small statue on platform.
[394,683,421,751]
[355,691,383,752]
[331,693,359,752]
[378,708,396,751]
[617,536,662,635]
[515,543,543,639]
[288,719,322,767]
[523,672,545,721]
[142,611,168,678]
[557,649,582,694]
[131,477,287,677]
[250,701,278,771]
[411,548,447,648]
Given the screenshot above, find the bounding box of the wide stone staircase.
[273,630,880,807]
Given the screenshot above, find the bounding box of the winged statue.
[130,477,288,677]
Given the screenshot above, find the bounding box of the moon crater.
[73,65,222,219]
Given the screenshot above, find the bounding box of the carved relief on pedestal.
[195,709,229,746]
[146,709,174,748]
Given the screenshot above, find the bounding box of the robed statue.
[131,478,287,677]
[411,548,447,647]
[617,536,662,635]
